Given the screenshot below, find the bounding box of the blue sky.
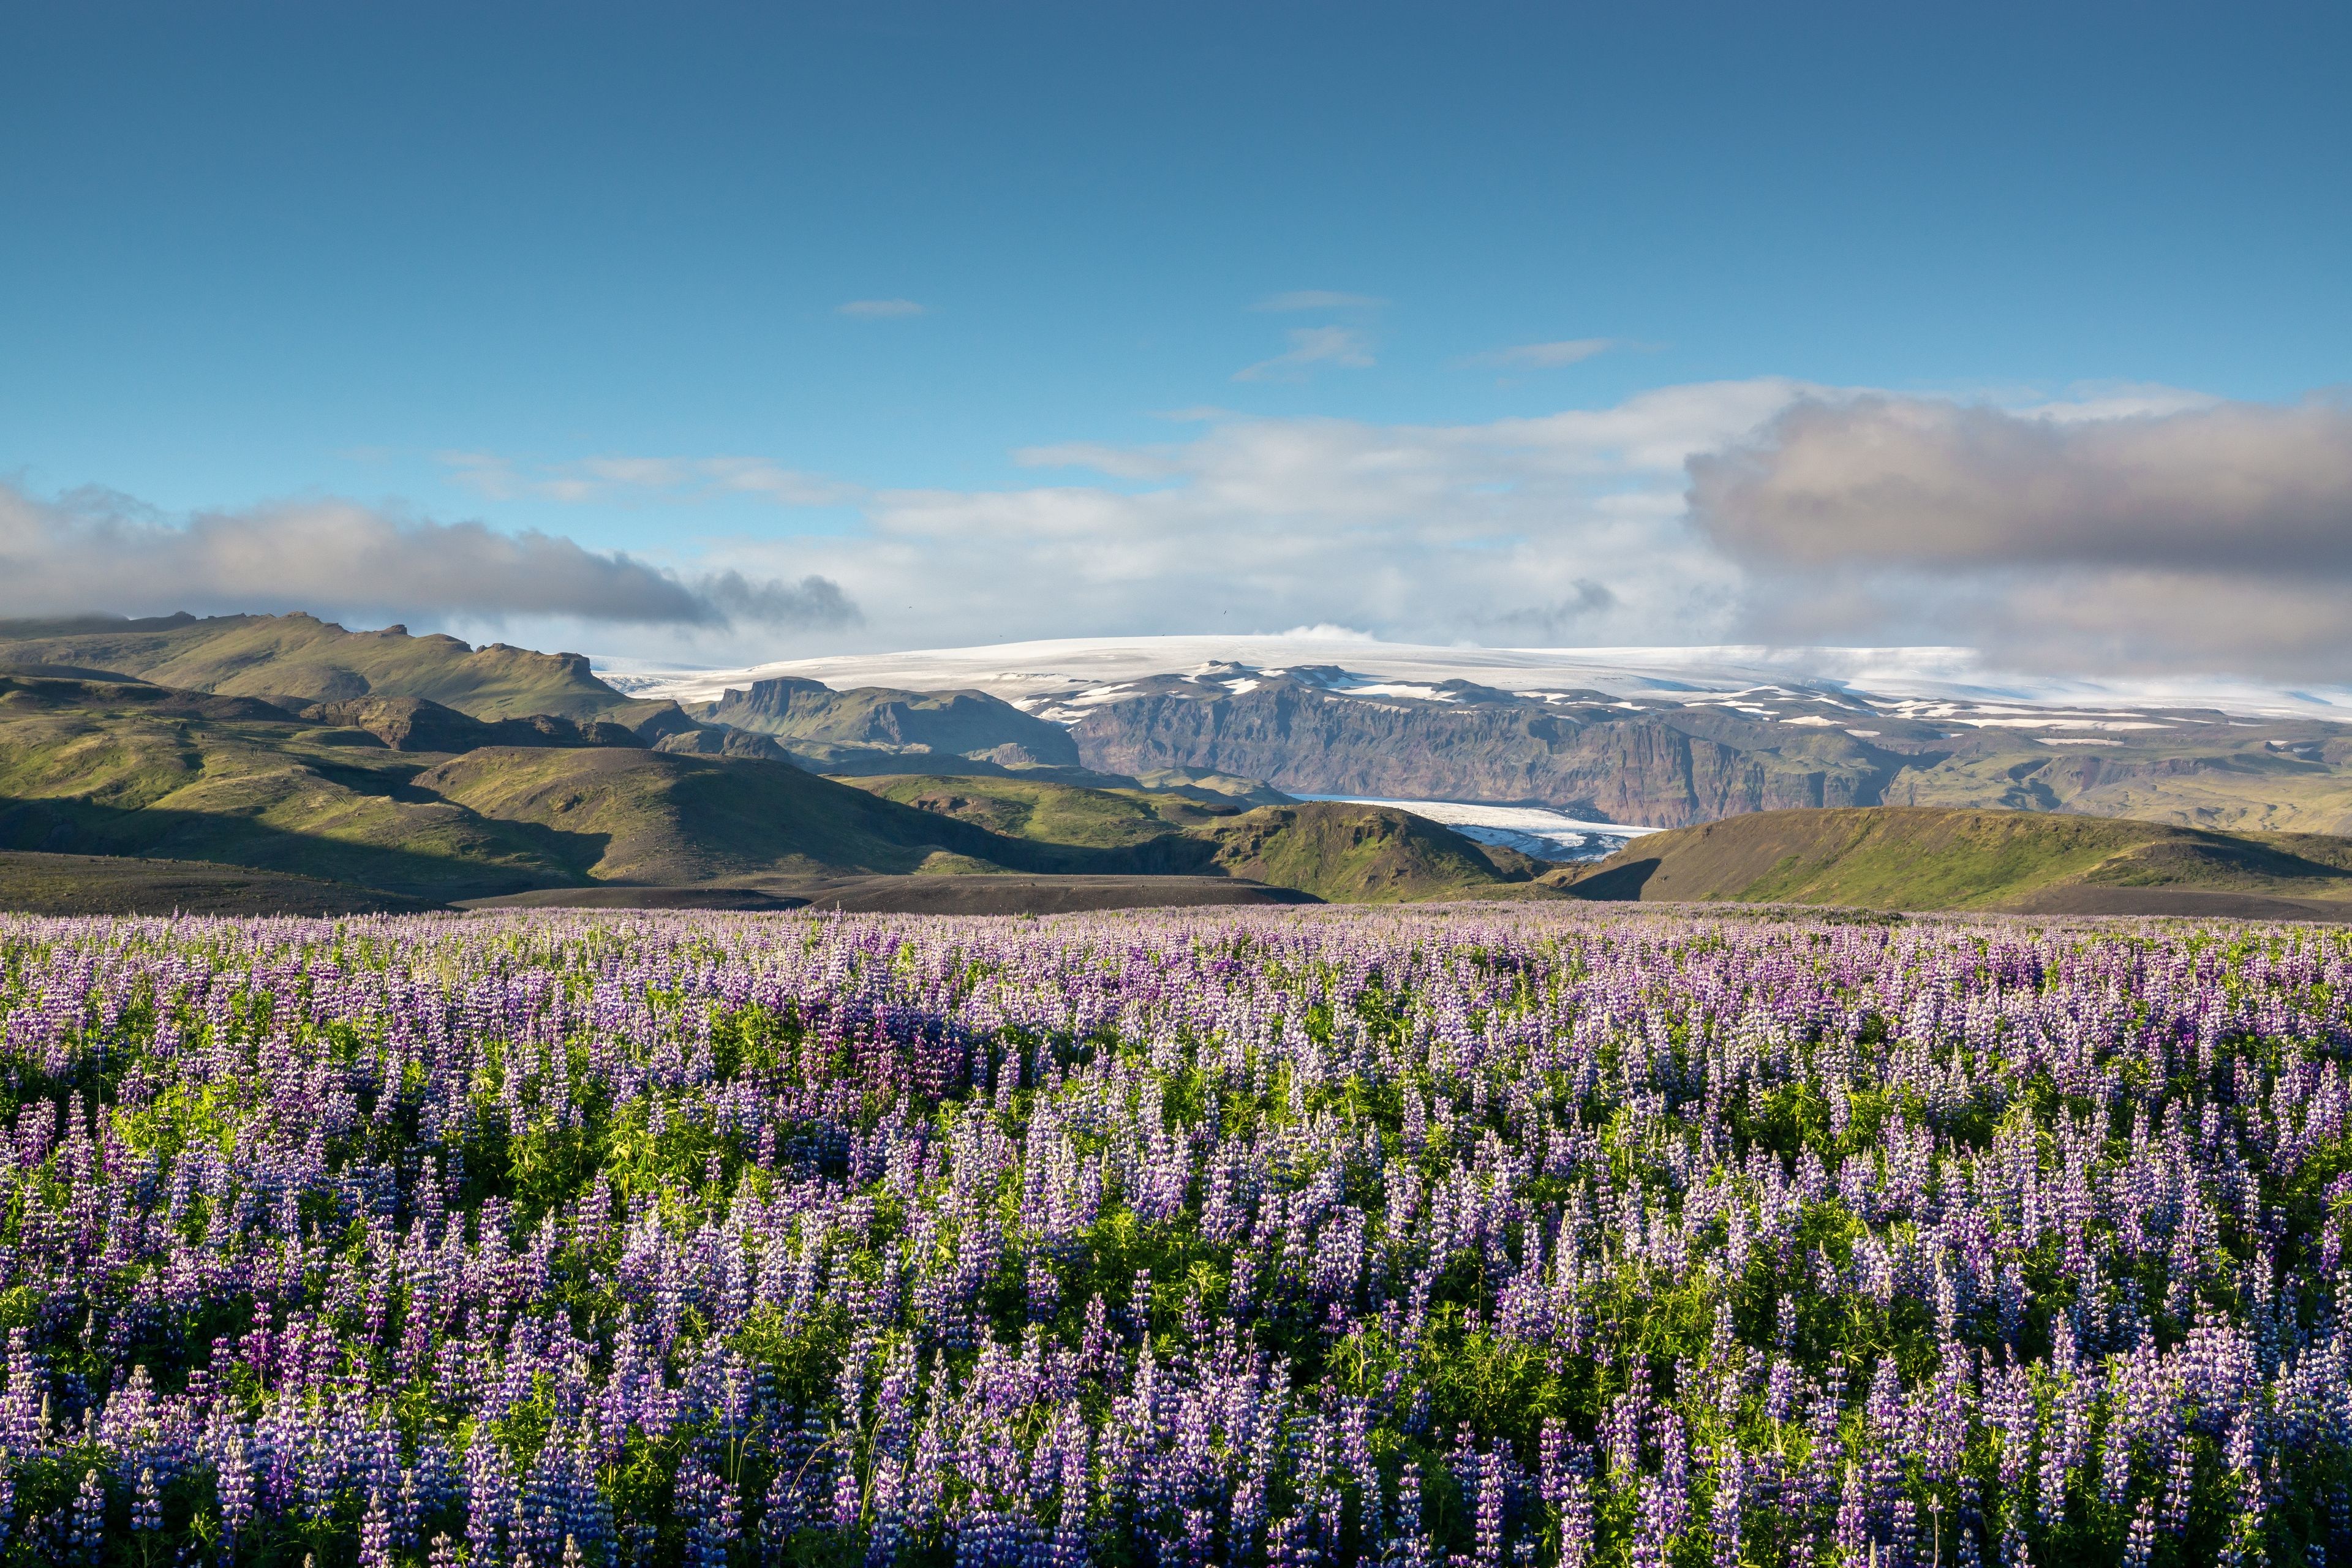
[4,2,2350,673]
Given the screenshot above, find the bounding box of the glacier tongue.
[1294,795,1659,862]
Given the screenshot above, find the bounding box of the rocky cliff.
[1065,673,1910,827]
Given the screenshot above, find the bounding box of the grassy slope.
[1200,802,1538,904]
[0,612,677,727]
[1126,767,1294,807]
[1886,738,2352,837]
[0,686,1053,893]
[1554,806,2352,911]
[844,774,1232,847]
[414,749,1028,882]
[842,774,1540,900]
[0,680,587,897]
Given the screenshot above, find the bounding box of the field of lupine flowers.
[0,908,2349,1568]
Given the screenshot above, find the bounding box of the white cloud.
[1251,290,1386,311]
[0,484,860,630]
[1462,337,1619,370]
[835,298,926,318]
[1687,391,2352,674]
[1232,325,1378,383]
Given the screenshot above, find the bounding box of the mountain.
[1057,667,1901,826]
[0,669,1093,895]
[301,696,644,752]
[0,668,1536,908]
[1553,806,2352,918]
[617,637,2352,835]
[0,611,691,733]
[0,671,611,899]
[693,675,1080,767]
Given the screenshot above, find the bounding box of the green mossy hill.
[1553,805,2352,914]
[652,726,795,761]
[0,676,595,899]
[1200,801,1549,903]
[0,611,688,733]
[0,669,293,722]
[0,680,1050,897]
[300,695,644,752]
[1126,766,1294,807]
[699,676,1079,766]
[412,747,1037,883]
[845,772,1243,848]
[842,774,1544,900]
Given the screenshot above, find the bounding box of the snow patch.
[1339,682,1457,703]
[592,635,2352,722]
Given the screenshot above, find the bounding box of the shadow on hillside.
[0,851,434,916]
[669,761,1227,878]
[1559,857,1660,901]
[464,875,1321,916]
[0,796,600,902]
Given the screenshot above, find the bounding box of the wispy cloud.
[0,484,861,630]
[835,298,926,318]
[1011,443,1177,480]
[442,453,860,508]
[697,376,1814,656]
[1232,325,1378,383]
[1461,337,1620,370]
[1251,290,1386,312]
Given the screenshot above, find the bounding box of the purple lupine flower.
[70,1469,104,1567]
[360,1488,393,1568]
[2122,1496,2155,1568]
[1473,1447,1506,1568]
[132,1468,160,1534]
[1709,1441,1743,1568]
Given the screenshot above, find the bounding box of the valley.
[7,614,2352,919]
[0,620,1552,911]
